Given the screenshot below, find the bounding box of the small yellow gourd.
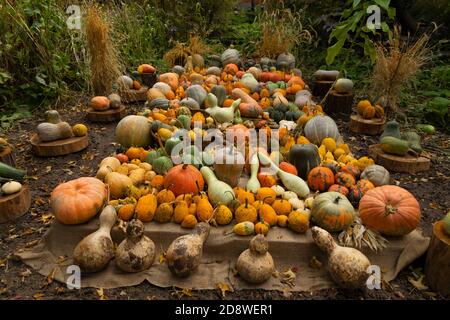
[135,194,157,222]
[233,221,255,236]
[188,203,197,216]
[322,138,336,152]
[236,190,255,205]
[255,187,276,204]
[154,203,174,223]
[255,220,270,236]
[277,215,288,227]
[288,210,310,233]
[271,199,292,216]
[258,204,277,226]
[181,214,198,229]
[252,200,264,211]
[173,201,190,224]
[235,199,257,223]
[118,204,135,221]
[175,194,193,206]
[196,197,214,222]
[156,189,175,204]
[214,205,233,225]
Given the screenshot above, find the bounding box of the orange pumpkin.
[328,184,349,196]
[223,98,234,108]
[90,96,110,111]
[359,186,421,236]
[340,164,361,179]
[51,177,107,225]
[163,164,204,197]
[224,63,238,75]
[133,80,142,90]
[335,172,356,188]
[279,162,298,176]
[257,172,277,188]
[259,97,271,109]
[356,179,375,194]
[307,167,335,192]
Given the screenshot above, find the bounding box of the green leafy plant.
[326,0,396,65]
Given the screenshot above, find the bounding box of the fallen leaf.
[82,152,96,161]
[159,245,166,264]
[146,295,156,300]
[20,269,32,282]
[55,287,65,294]
[35,198,46,206]
[33,293,45,300]
[24,239,39,248]
[21,227,36,236]
[216,282,233,298]
[45,166,52,173]
[408,276,428,291]
[0,258,7,268]
[429,202,440,209]
[171,287,194,299]
[40,213,54,224]
[95,288,108,300]
[119,290,127,296]
[281,268,296,288]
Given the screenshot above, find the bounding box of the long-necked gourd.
[311,226,370,289]
[257,152,309,198]
[73,205,117,273]
[205,94,241,124]
[116,218,155,273]
[246,153,261,193]
[200,166,235,206]
[166,222,210,277]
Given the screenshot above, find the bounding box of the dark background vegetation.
[0,0,449,130]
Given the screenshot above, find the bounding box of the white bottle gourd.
[73,205,117,273]
[311,226,370,289]
[166,222,210,277]
[116,219,155,273]
[236,235,275,284]
[200,166,235,206]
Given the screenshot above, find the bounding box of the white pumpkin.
[304,115,341,145]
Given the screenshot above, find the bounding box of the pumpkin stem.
[245,198,248,209]
[334,196,341,204]
[182,163,189,170]
[384,204,397,216]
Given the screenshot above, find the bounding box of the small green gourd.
[380,120,401,139]
[153,156,173,175]
[401,131,423,154]
[380,136,411,156]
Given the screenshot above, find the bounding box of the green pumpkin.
[165,137,182,156]
[266,82,278,94]
[234,109,243,124]
[271,109,284,123]
[145,148,165,165]
[153,156,173,175]
[177,115,191,130]
[149,98,170,110]
[288,143,321,179]
[276,81,287,89]
[186,85,207,106]
[381,120,401,139]
[401,131,423,153]
[211,85,227,107]
[311,192,355,232]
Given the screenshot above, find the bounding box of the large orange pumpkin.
[359,185,421,236]
[90,96,110,111]
[163,164,204,197]
[307,167,335,192]
[51,177,107,225]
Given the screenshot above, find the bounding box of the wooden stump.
[0,146,16,167]
[86,105,126,123]
[141,73,157,87]
[0,184,31,223]
[312,80,334,98]
[425,221,450,297]
[368,144,430,173]
[30,134,88,157]
[325,90,354,116]
[120,86,148,103]
[349,115,386,135]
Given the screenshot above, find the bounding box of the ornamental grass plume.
[85,5,122,95]
[371,26,432,114]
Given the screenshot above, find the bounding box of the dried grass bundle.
[372,26,432,113]
[164,34,210,66]
[85,5,122,95]
[257,1,312,58]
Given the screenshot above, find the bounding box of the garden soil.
[1,103,449,300]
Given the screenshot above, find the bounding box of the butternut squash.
[37,122,73,142]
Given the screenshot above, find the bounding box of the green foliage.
[0,0,88,109]
[326,0,396,65]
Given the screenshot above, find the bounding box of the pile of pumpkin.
[50,49,423,242]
